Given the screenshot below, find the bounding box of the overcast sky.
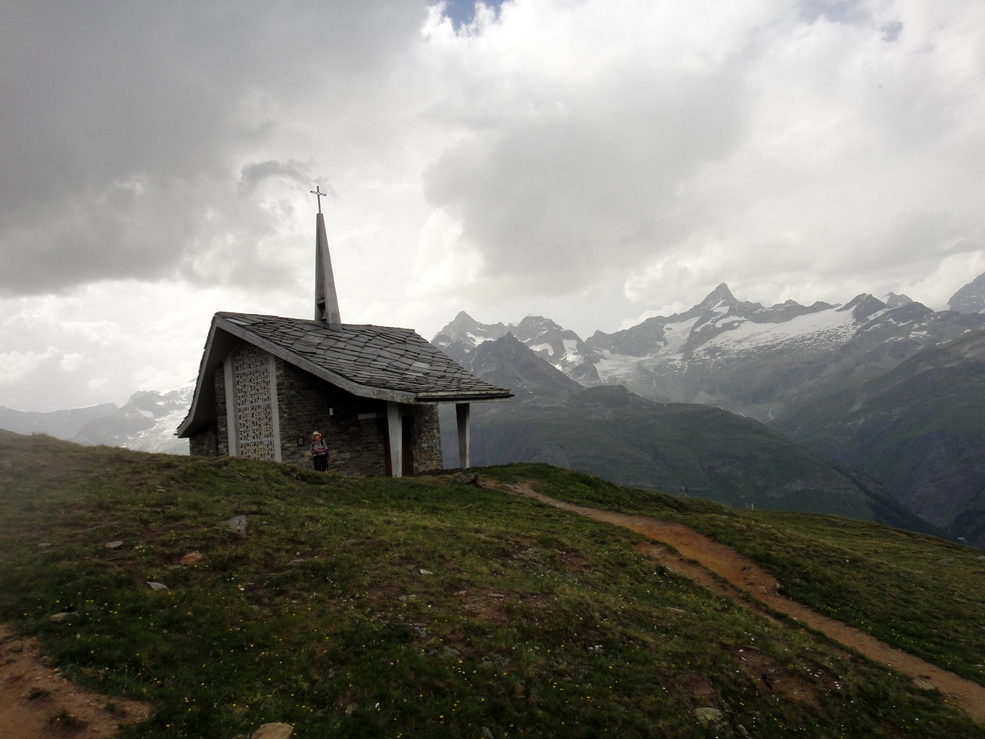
[1,0,984,412]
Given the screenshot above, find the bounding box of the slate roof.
[177,312,512,437]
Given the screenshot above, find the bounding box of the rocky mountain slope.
[434,273,985,543]
[949,271,985,314]
[434,312,600,382]
[774,329,985,547]
[0,386,193,455]
[71,384,193,455]
[442,334,937,534]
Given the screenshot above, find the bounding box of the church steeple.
[311,186,341,327]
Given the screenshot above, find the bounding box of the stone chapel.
[176,193,511,476]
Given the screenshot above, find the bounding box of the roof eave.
[177,317,233,437]
[414,392,514,404]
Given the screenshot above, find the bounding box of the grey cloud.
[881,20,904,42]
[798,0,870,26]
[0,1,427,296]
[239,161,318,196]
[423,66,746,294]
[423,1,985,314]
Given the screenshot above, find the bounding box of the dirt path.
[503,481,985,725]
[0,625,150,739]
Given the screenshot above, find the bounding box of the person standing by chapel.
[311,431,329,471]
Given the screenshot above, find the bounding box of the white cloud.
[87,377,109,391]
[59,353,86,373]
[0,347,58,387]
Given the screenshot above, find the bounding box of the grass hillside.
[2,431,984,738]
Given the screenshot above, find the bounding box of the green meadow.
[1,431,983,738]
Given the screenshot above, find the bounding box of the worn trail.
[502,481,985,724]
[0,625,150,738]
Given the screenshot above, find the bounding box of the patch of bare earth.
[0,625,150,739]
[500,481,985,725]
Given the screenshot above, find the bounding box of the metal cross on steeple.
[310,185,328,214]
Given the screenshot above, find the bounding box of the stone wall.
[275,358,391,475]
[187,364,226,457]
[189,424,218,457]
[409,405,442,473]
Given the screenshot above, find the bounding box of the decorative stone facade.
[231,344,279,460]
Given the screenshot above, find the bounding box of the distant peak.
[840,293,877,309]
[698,283,737,307]
[445,310,479,329]
[882,292,913,309]
[432,310,481,342]
[516,315,559,330]
[838,293,887,320]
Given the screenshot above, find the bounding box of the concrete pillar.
[456,402,471,470]
[223,357,238,456]
[387,401,402,478]
[266,353,283,463]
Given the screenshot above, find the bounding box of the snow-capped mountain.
[583,285,985,419]
[431,311,513,365]
[70,383,194,455]
[433,312,599,381]
[434,274,985,421]
[0,386,193,454]
[881,292,913,309]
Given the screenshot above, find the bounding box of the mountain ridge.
[774,329,985,546]
[0,402,118,438]
[436,274,985,421]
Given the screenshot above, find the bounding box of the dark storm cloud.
[0,0,427,296]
